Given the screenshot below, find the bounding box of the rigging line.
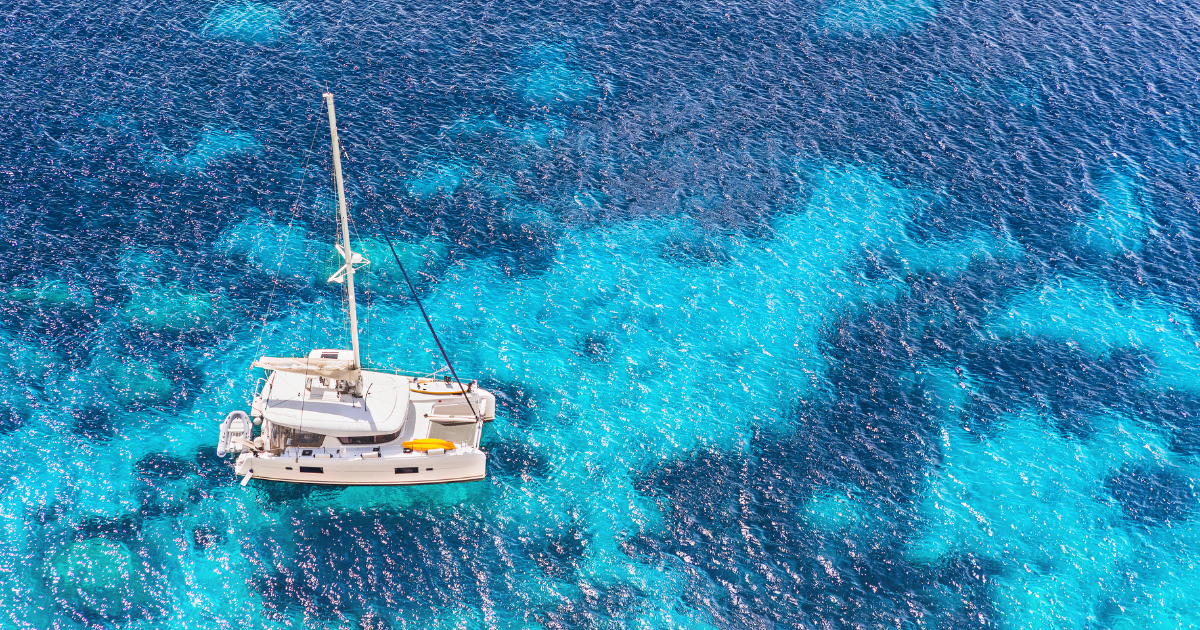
[365,207,482,424]
[265,98,323,224]
[249,98,326,379]
[337,127,471,418]
[329,164,351,351]
[294,161,337,459]
[336,136,376,366]
[334,138,416,381]
[294,273,322,462]
[361,225,372,365]
[344,200,374,366]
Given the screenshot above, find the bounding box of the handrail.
[250,360,477,384]
[362,364,481,381]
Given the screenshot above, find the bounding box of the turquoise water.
[4,0,1200,626]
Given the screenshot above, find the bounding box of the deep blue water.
[3,0,1200,627]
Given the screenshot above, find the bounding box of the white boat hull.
[217,353,495,487]
[215,93,497,489]
[234,447,486,486]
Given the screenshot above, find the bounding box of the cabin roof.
[259,369,410,435]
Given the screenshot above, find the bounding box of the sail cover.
[253,356,358,380]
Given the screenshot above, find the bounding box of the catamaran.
[216,92,494,486]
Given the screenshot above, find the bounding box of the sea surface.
[3,0,1200,627]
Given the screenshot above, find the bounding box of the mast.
[324,92,362,372]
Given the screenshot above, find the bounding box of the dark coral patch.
[521,526,589,581]
[485,438,550,480]
[1106,464,1198,526]
[192,524,226,550]
[635,441,996,629]
[71,406,117,442]
[193,446,237,492]
[0,403,29,435]
[248,511,500,619]
[660,234,731,267]
[488,381,541,427]
[1133,391,1200,458]
[962,339,1152,440]
[71,513,142,543]
[574,331,612,362]
[135,453,190,481]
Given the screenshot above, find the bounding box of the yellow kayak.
[403,438,456,451]
[410,380,468,395]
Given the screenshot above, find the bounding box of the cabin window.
[337,428,403,445]
[272,426,326,449]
